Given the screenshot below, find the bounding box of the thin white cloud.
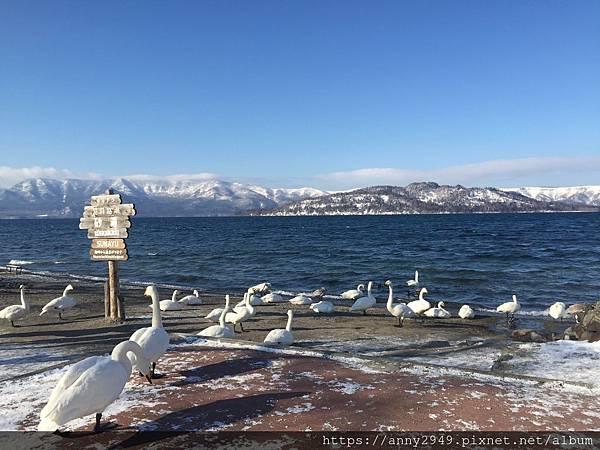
[1,156,599,190]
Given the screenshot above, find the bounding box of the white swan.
[549,302,567,321]
[205,296,230,322]
[130,285,170,378]
[496,295,521,317]
[235,293,263,308]
[263,310,294,346]
[225,291,255,332]
[406,270,419,287]
[249,282,271,294]
[289,294,313,305]
[198,297,235,338]
[424,301,451,318]
[40,284,77,319]
[310,300,335,313]
[340,284,364,300]
[260,293,285,303]
[0,285,30,327]
[407,288,431,315]
[350,281,376,315]
[384,280,413,327]
[38,340,152,432]
[150,289,183,311]
[179,290,202,306]
[458,304,475,319]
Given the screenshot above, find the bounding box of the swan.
[205,295,231,322]
[249,282,271,294]
[150,289,183,311]
[310,300,335,314]
[178,290,202,306]
[384,280,413,327]
[261,293,285,303]
[549,302,567,321]
[496,295,521,325]
[458,304,475,319]
[40,284,77,319]
[289,294,313,305]
[406,270,419,287]
[424,301,451,318]
[130,285,170,378]
[307,287,327,300]
[235,293,263,308]
[340,284,365,300]
[198,297,235,338]
[225,291,255,332]
[38,340,152,432]
[0,284,30,327]
[407,288,430,315]
[263,310,294,346]
[350,281,376,315]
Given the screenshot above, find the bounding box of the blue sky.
[1,0,599,189]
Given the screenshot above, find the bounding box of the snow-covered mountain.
[503,186,600,207]
[0,178,326,218]
[256,182,593,216]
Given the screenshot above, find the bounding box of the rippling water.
[1,213,599,311]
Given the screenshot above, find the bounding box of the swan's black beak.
[145,375,153,384]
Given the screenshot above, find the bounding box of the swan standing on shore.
[340,284,364,300]
[406,271,419,287]
[350,281,376,315]
[38,340,152,433]
[225,291,255,332]
[40,284,77,320]
[198,298,235,338]
[0,285,30,327]
[424,301,451,318]
[549,302,567,321]
[179,290,202,306]
[151,289,183,311]
[407,288,430,316]
[264,310,294,346]
[130,285,170,378]
[384,280,413,327]
[496,295,520,325]
[205,296,230,322]
[458,304,475,319]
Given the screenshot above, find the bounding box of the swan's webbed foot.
[240,322,245,332]
[93,413,117,433]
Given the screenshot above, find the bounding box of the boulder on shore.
[563,301,600,342]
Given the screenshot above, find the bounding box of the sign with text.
[89,248,129,261]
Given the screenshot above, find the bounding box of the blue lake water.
[1,213,599,312]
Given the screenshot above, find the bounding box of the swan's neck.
[357,284,364,293]
[20,288,29,310]
[112,341,143,376]
[219,307,227,327]
[225,295,230,309]
[419,290,426,301]
[415,271,419,283]
[171,291,177,301]
[150,290,163,328]
[367,282,373,295]
[512,295,518,304]
[437,302,443,308]
[63,287,72,297]
[194,290,199,297]
[386,285,393,310]
[285,312,293,332]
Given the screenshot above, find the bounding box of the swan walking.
[264,310,294,346]
[350,281,376,315]
[340,284,365,300]
[198,296,235,338]
[38,340,152,433]
[406,270,419,287]
[496,295,520,326]
[40,284,77,320]
[424,301,451,318]
[225,291,255,332]
[384,280,413,327]
[310,300,335,314]
[549,302,567,321]
[458,304,475,319]
[407,288,431,318]
[289,294,313,305]
[0,284,30,327]
[179,290,202,306]
[130,285,170,378]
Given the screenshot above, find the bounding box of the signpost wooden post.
[80,189,135,322]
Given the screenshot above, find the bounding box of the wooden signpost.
[80,189,136,322]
